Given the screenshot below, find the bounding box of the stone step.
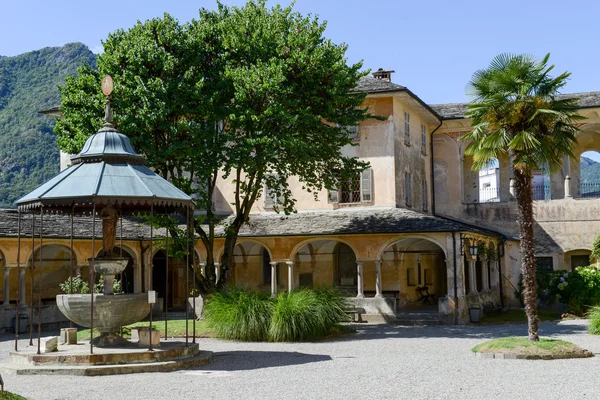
[392,319,442,326]
[0,350,213,376]
[395,312,440,321]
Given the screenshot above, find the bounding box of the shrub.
[203,287,274,341]
[592,233,600,264]
[269,287,347,342]
[59,275,122,294]
[587,306,600,335]
[548,266,600,315]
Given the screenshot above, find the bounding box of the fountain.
[15,75,195,349]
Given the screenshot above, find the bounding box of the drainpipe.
[452,232,459,325]
[429,118,443,215]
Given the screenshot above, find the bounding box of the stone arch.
[289,237,360,261]
[564,249,592,271]
[215,238,273,262]
[28,244,77,301]
[376,235,448,260]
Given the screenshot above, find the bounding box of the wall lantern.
[469,243,479,258]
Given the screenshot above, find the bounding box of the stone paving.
[1,320,599,399]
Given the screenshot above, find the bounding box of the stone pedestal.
[60,328,77,345]
[138,328,160,348]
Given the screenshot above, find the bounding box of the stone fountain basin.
[56,294,149,333]
[88,257,129,276]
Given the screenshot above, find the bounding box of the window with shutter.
[361,168,372,202]
[404,112,410,146]
[328,188,339,204]
[346,125,360,141]
[264,182,275,208]
[421,124,427,155]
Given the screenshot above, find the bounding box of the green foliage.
[587,306,600,335]
[269,287,347,342]
[204,287,274,341]
[204,286,348,342]
[472,336,587,357]
[548,267,600,315]
[0,391,27,400]
[59,274,121,294]
[514,266,556,308]
[54,2,372,288]
[0,43,96,207]
[591,232,600,263]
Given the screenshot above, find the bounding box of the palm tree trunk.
[513,168,539,341]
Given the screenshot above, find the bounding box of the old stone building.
[0,69,598,328]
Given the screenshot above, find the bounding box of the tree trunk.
[513,168,539,341]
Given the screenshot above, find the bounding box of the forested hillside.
[581,156,600,183]
[0,43,96,207]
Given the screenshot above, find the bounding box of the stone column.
[467,259,477,295]
[19,267,26,306]
[564,176,572,198]
[286,261,294,292]
[375,260,383,298]
[214,262,220,284]
[270,261,278,298]
[480,257,489,291]
[3,267,10,307]
[356,260,364,298]
[199,262,206,277]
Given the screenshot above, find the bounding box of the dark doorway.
[334,243,357,289]
[152,250,175,310]
[114,246,134,294]
[571,255,591,270]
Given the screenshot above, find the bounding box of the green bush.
[204,286,348,342]
[548,266,600,315]
[587,306,600,335]
[59,275,121,294]
[203,287,274,341]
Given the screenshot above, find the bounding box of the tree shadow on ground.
[334,320,590,342]
[192,351,332,371]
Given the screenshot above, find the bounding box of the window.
[422,180,428,212]
[329,168,372,204]
[406,268,415,286]
[405,172,411,206]
[346,125,359,141]
[404,112,410,145]
[264,178,278,209]
[421,124,427,155]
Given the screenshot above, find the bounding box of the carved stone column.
[286,261,294,292]
[480,257,489,292]
[269,261,278,298]
[19,267,26,306]
[214,262,220,284]
[375,260,383,298]
[467,259,478,295]
[356,260,364,298]
[3,266,10,307]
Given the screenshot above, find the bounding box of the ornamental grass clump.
[269,287,347,342]
[203,288,273,341]
[587,306,600,335]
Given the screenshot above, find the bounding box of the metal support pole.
[29,212,34,346]
[149,203,154,351]
[185,206,189,346]
[119,211,123,337]
[164,212,169,341]
[191,214,196,344]
[69,206,74,328]
[15,210,21,352]
[90,204,96,355]
[37,207,43,355]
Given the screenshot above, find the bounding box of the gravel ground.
[1,320,599,400]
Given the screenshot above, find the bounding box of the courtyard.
[2,320,599,400]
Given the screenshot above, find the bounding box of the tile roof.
[355,76,406,93]
[431,92,600,120]
[214,207,501,238]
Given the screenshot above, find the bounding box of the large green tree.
[462,53,582,340]
[55,1,370,290]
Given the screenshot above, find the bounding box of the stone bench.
[130,326,160,347]
[344,307,366,323]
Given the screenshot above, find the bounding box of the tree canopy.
[55,0,371,288]
[462,53,582,341]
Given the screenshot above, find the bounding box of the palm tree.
[462,53,582,341]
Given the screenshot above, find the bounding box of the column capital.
[269,261,278,267]
[285,261,294,266]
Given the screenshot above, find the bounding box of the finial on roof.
[100,75,116,132]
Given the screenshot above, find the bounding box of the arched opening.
[292,240,358,293]
[334,243,358,290]
[380,238,447,310]
[565,249,592,271]
[152,250,173,310]
[29,245,76,302]
[224,241,273,291]
[580,151,600,198]
[478,158,499,202]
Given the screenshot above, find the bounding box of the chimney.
[372,68,395,82]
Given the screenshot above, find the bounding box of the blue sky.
[3,0,600,105]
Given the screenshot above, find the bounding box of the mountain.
[581,156,600,183]
[0,43,96,207]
